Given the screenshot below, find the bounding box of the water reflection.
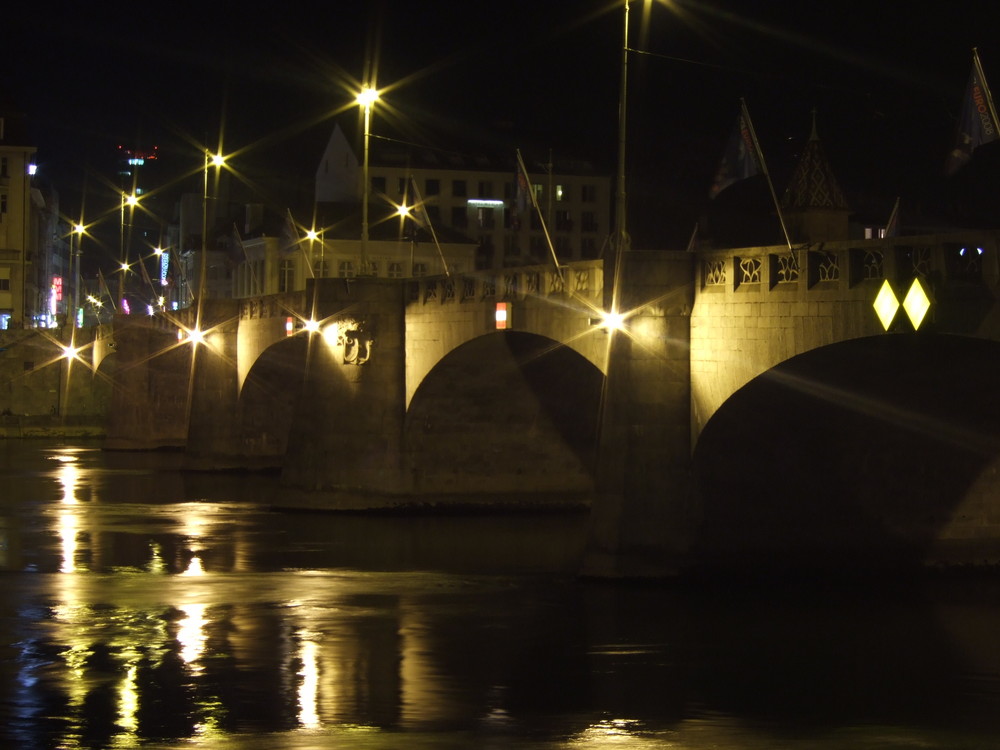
[2,441,1000,749]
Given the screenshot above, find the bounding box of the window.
[452,180,467,198]
[371,176,386,193]
[361,259,379,277]
[412,262,428,277]
[555,210,572,231]
[388,262,404,278]
[581,211,598,232]
[425,179,440,195]
[477,206,495,229]
[339,260,355,278]
[425,206,441,224]
[451,206,468,228]
[555,184,565,201]
[0,157,7,178]
[582,184,597,202]
[0,278,9,291]
[477,181,493,198]
[313,259,329,278]
[0,193,6,215]
[398,177,408,195]
[504,235,520,257]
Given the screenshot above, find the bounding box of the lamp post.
[120,193,139,306]
[71,223,84,327]
[199,151,226,306]
[356,85,379,275]
[609,0,632,320]
[306,229,324,277]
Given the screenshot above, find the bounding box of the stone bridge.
[90,231,1000,575]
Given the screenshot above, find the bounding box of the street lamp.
[356,85,380,275]
[199,151,226,306]
[71,223,84,327]
[306,229,325,277]
[120,193,140,306]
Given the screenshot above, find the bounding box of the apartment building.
[315,124,613,272]
[0,113,38,329]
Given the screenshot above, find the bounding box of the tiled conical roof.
[781,112,849,211]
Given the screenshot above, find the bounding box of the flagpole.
[684,223,698,253]
[884,196,900,238]
[973,48,1000,133]
[408,176,450,278]
[516,149,563,284]
[740,98,793,250]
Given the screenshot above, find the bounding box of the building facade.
[0,114,38,329]
[315,125,613,272]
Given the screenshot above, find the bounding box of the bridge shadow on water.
[691,333,1000,577]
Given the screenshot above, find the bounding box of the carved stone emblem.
[336,318,374,365]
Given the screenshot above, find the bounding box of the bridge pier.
[186,300,242,462]
[104,315,192,451]
[583,250,696,578]
[281,278,409,497]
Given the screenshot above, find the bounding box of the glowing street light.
[200,150,227,306]
[70,223,85,327]
[306,229,327,277]
[120,193,140,305]
[356,85,380,275]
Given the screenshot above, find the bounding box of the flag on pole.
[946,48,999,175]
[709,108,760,198]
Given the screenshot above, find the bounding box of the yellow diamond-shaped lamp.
[903,277,931,330]
[873,280,900,330]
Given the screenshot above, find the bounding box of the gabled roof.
[781,113,849,212]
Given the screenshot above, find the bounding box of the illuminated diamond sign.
[873,278,931,331]
[873,280,899,330]
[902,278,930,329]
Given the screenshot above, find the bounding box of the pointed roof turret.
[779,110,851,242]
[781,109,849,212]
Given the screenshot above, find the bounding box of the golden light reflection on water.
[53,449,82,573]
[298,634,321,728]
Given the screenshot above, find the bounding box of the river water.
[2,439,1000,749]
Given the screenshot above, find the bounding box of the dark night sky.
[3,0,997,251]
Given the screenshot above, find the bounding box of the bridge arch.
[403,330,604,500]
[235,335,310,461]
[689,333,1000,572]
